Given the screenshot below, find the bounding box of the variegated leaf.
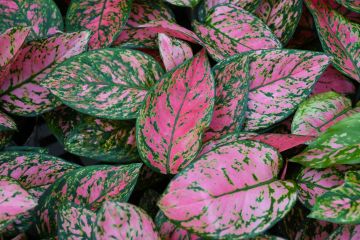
[57,202,95,240]
[0,177,37,231]
[0,111,17,149]
[35,163,142,237]
[0,0,63,41]
[328,224,360,240]
[137,50,214,174]
[66,0,132,50]
[255,0,302,44]
[330,0,360,24]
[336,0,360,13]
[251,134,314,152]
[213,49,331,131]
[113,0,175,49]
[204,54,249,141]
[94,201,160,240]
[0,151,79,199]
[295,220,339,240]
[297,166,350,209]
[304,0,360,82]
[164,0,200,8]
[159,140,297,239]
[292,92,360,137]
[193,4,282,61]
[290,113,360,168]
[43,48,163,120]
[158,33,193,71]
[0,31,90,116]
[309,171,360,224]
[201,0,261,18]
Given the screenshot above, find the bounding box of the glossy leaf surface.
[252,134,314,152]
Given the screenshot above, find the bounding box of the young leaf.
[292,92,360,137]
[336,0,360,13]
[304,0,360,82]
[158,33,193,71]
[251,134,314,152]
[193,4,282,61]
[35,164,142,237]
[94,201,160,240]
[66,0,132,50]
[0,0,63,41]
[255,0,302,44]
[158,140,297,239]
[328,224,360,240]
[0,31,91,116]
[136,50,215,174]
[42,48,163,120]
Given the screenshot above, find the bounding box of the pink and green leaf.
[66,0,132,50]
[136,50,215,174]
[94,201,160,240]
[193,4,282,61]
[158,140,297,239]
[251,134,314,152]
[201,0,261,16]
[328,224,360,240]
[158,33,193,71]
[164,0,200,8]
[0,0,63,41]
[336,0,360,13]
[0,111,17,149]
[42,48,164,120]
[255,0,302,44]
[304,0,360,82]
[0,31,91,116]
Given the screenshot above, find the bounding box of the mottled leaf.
[193,4,282,61]
[0,111,17,149]
[295,220,339,240]
[0,31,90,116]
[57,202,95,240]
[328,224,360,240]
[164,0,200,8]
[251,134,314,152]
[137,50,214,174]
[94,201,160,240]
[255,0,302,44]
[213,49,331,131]
[292,92,360,137]
[304,0,360,82]
[35,163,142,237]
[66,0,132,50]
[336,0,360,13]
[201,0,261,17]
[158,33,193,71]
[43,48,163,120]
[159,140,297,239]
[0,0,63,41]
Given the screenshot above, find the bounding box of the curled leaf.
[164,0,200,8]
[336,0,360,13]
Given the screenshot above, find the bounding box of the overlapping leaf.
[137,50,214,174]
[0,0,63,41]
[292,92,360,137]
[0,112,17,149]
[328,224,360,240]
[159,140,297,239]
[213,49,331,131]
[0,31,90,116]
[164,0,200,8]
[252,134,314,152]
[336,0,360,13]
[94,201,160,239]
[193,4,282,61]
[66,0,132,50]
[304,0,360,82]
[43,48,163,120]
[158,33,193,71]
[35,163,142,237]
[200,0,261,18]
[255,0,302,44]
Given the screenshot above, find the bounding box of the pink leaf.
[251,134,315,152]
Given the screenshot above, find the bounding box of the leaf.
[290,113,360,168]
[66,0,132,50]
[0,151,79,199]
[158,33,193,71]
[328,224,360,240]
[164,0,200,8]
[255,0,302,44]
[336,0,360,13]
[57,202,95,240]
[136,50,215,174]
[203,54,249,141]
[193,4,282,61]
[296,166,349,209]
[42,48,164,120]
[158,140,297,239]
[201,0,261,16]
[292,92,360,137]
[304,0,360,82]
[0,177,37,231]
[35,163,142,237]
[213,49,331,131]
[251,134,315,152]
[0,0,63,41]
[312,65,356,95]
[308,170,360,224]
[0,27,30,84]
[0,111,17,149]
[0,31,91,116]
[113,0,175,49]
[94,201,160,240]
